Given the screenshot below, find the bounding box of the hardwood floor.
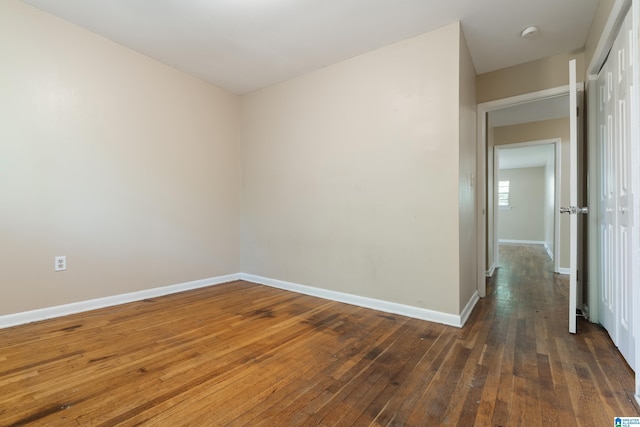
[1,244,638,426]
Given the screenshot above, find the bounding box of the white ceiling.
[21,0,600,94]
[498,144,554,170]
[489,95,570,127]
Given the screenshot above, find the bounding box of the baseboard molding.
[239,273,477,328]
[460,291,480,326]
[486,263,497,277]
[1,272,481,330]
[0,274,241,329]
[557,268,571,275]
[544,244,553,260]
[499,239,546,245]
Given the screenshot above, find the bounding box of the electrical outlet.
[55,256,66,272]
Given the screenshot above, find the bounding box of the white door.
[566,59,583,334]
[615,11,634,368]
[597,9,635,369]
[598,51,616,337]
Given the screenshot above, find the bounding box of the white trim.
[554,139,562,273]
[493,147,500,280]
[0,273,482,331]
[460,291,480,326]
[558,268,571,275]
[498,239,546,245]
[486,263,497,277]
[544,244,554,260]
[477,109,487,298]
[479,85,573,111]
[586,76,600,324]
[569,58,578,335]
[239,273,477,328]
[0,274,241,329]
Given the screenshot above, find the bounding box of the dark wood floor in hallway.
[0,243,638,426]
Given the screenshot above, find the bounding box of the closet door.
[598,8,635,370]
[598,59,616,339]
[614,11,634,369]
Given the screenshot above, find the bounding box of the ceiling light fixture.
[520,26,539,38]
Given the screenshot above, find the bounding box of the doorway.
[475,0,640,403]
[480,94,570,280]
[494,141,560,273]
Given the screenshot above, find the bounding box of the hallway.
[479,243,639,425]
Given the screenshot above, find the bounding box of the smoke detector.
[521,26,539,38]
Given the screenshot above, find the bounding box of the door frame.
[477,85,571,298]
[493,139,561,272]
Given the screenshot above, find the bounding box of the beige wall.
[458,28,478,312]
[493,118,570,269]
[497,167,546,241]
[3,3,480,320]
[476,52,585,103]
[0,0,241,315]
[0,0,623,322]
[240,23,470,315]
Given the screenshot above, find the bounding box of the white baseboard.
[486,263,497,277]
[0,274,241,329]
[499,239,546,245]
[0,272,481,330]
[460,291,480,326]
[557,268,571,275]
[544,244,553,260]
[239,273,478,328]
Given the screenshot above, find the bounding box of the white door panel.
[597,8,635,370]
[566,59,587,335]
[568,59,578,334]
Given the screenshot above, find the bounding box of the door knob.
[560,206,589,214]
